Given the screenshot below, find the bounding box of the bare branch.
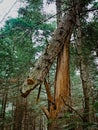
[36,85,42,103]
[44,79,54,104]
[41,106,50,119]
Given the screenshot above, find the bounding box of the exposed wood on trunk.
[20,6,76,97]
[54,36,70,113]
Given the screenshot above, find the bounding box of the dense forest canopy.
[0,0,98,130]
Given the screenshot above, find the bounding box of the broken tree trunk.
[43,1,71,129]
[20,0,85,98]
[20,7,75,97]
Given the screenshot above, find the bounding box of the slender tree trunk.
[13,96,26,130]
[80,62,90,124]
[0,88,8,130]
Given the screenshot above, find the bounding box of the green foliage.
[93,1,98,8]
[80,0,94,6]
[0,0,55,79]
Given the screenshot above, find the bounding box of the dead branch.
[44,79,54,104]
[36,85,41,103]
[41,106,50,119]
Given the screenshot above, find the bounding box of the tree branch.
[44,79,54,104]
[41,106,50,119]
[36,85,42,103]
